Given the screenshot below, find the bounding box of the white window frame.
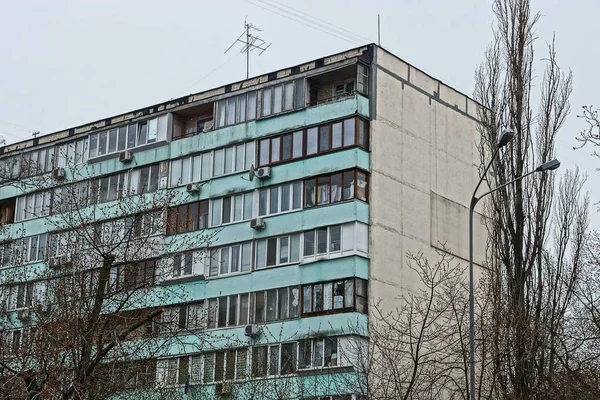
[256,181,303,218]
[208,242,253,278]
[169,142,254,188]
[214,92,258,129]
[15,191,50,221]
[210,192,254,227]
[88,117,160,159]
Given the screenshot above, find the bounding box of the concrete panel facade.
[369,47,483,306]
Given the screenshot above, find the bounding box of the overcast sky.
[1,0,598,228]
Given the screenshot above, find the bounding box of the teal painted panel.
[0,95,371,201]
[119,370,366,399]
[167,147,370,200]
[3,147,370,239]
[170,94,370,161]
[165,200,369,251]
[357,92,370,117]
[159,312,368,355]
[176,255,370,300]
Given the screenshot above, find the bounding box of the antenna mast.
[225,19,271,79]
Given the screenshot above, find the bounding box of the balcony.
[308,64,368,106]
[172,102,214,140]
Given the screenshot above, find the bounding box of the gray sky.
[1,0,598,229]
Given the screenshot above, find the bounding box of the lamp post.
[468,129,560,400]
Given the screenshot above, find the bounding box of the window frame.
[166,200,209,235]
[88,118,160,159]
[304,169,369,207]
[257,116,368,167]
[300,278,367,317]
[207,242,253,278]
[214,92,258,129]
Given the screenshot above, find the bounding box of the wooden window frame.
[257,117,369,167]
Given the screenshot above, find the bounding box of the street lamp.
[468,130,559,400]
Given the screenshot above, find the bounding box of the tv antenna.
[225,19,271,79]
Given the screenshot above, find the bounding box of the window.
[2,329,27,355]
[47,230,74,259]
[166,200,209,235]
[15,191,50,221]
[261,79,305,117]
[215,92,258,128]
[208,242,252,277]
[212,349,248,382]
[333,80,354,98]
[250,343,297,377]
[252,346,268,378]
[357,64,369,95]
[253,286,299,323]
[0,242,13,268]
[6,283,33,311]
[298,337,340,369]
[51,181,91,214]
[138,164,160,194]
[301,279,367,316]
[258,117,368,167]
[119,360,156,390]
[303,225,345,258]
[9,234,47,265]
[88,117,163,159]
[169,249,205,279]
[131,210,163,238]
[164,349,248,385]
[255,234,301,269]
[304,169,368,207]
[257,182,302,217]
[156,358,180,387]
[20,145,57,177]
[169,142,254,187]
[211,192,253,226]
[111,259,157,291]
[161,306,188,332]
[91,172,127,204]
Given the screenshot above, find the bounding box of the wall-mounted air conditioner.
[186,182,200,194]
[250,218,265,230]
[119,150,133,163]
[255,167,271,179]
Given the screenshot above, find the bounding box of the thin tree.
[474,0,591,398]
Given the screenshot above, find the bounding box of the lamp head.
[498,129,515,148]
[536,159,561,172]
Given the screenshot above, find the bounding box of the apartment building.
[0,44,482,399]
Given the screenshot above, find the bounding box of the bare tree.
[474,0,594,398]
[0,159,218,399]
[577,105,600,165]
[331,246,470,400]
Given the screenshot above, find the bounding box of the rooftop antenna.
[225,18,272,79]
[377,14,381,46]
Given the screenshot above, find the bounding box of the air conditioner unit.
[16,308,30,321]
[255,167,271,179]
[186,182,200,194]
[244,324,260,337]
[119,150,133,164]
[250,218,265,230]
[215,382,232,395]
[202,120,214,133]
[52,168,66,180]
